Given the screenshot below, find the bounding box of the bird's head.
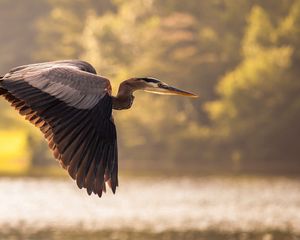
[129,77,198,98]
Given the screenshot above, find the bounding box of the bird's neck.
[112,82,135,110]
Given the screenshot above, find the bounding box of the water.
[0,176,299,239]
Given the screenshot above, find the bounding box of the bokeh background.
[0,0,300,239]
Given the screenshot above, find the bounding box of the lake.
[0,176,299,239]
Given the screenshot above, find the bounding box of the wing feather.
[0,60,118,196]
[3,60,111,109]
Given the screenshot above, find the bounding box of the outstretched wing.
[0,60,118,197]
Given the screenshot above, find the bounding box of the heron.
[0,60,197,197]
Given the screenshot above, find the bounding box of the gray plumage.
[3,60,110,109]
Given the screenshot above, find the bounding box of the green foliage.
[0,0,300,173]
[206,3,300,171]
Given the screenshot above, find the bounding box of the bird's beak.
[145,83,198,98]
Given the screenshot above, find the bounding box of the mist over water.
[0,176,299,237]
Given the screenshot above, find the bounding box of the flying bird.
[0,60,197,197]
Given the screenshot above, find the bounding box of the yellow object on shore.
[0,130,30,174]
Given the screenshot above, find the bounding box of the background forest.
[0,0,299,175]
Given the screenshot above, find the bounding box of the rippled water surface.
[0,176,299,239]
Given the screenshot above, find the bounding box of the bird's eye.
[158,83,168,89]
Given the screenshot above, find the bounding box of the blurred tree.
[36,0,114,60]
[1,0,299,174]
[206,3,300,172]
[36,0,257,170]
[0,0,48,73]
